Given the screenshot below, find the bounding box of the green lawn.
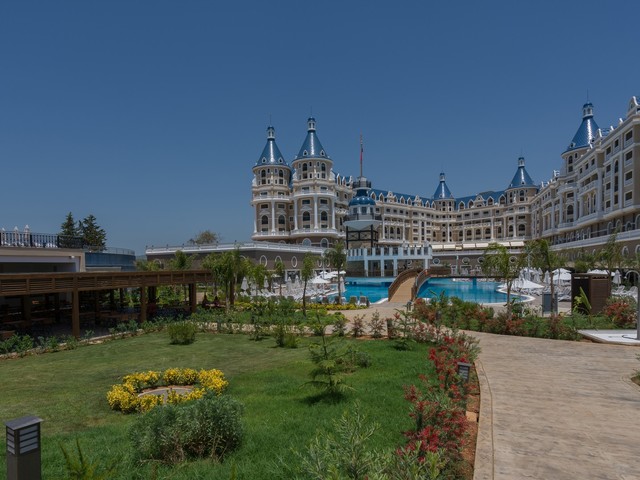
[0,332,427,479]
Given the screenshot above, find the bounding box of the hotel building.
[251,96,640,275]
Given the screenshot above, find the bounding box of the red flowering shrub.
[603,297,637,328]
[402,331,480,468]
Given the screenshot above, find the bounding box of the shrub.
[167,321,197,345]
[332,312,347,337]
[369,310,385,338]
[603,297,637,328]
[130,392,244,464]
[351,314,365,338]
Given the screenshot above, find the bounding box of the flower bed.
[107,367,228,413]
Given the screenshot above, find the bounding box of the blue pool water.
[338,277,394,303]
[330,277,520,304]
[417,278,517,304]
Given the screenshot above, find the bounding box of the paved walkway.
[341,303,640,479]
[472,332,640,480]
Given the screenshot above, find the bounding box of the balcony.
[0,230,83,249]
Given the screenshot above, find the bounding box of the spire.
[508,156,535,189]
[256,125,289,168]
[296,117,329,159]
[565,102,599,152]
[433,172,453,199]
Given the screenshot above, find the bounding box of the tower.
[251,125,292,241]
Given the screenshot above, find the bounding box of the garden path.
[472,332,640,480]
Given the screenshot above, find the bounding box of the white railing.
[146,241,326,255]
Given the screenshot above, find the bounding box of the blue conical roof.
[296,117,329,159]
[508,157,535,189]
[433,172,453,199]
[256,126,289,168]
[565,103,599,152]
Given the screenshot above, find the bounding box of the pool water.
[332,277,520,304]
[417,278,516,304]
[338,277,394,303]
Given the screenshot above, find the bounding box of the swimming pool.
[339,277,394,303]
[417,277,520,304]
[331,277,522,304]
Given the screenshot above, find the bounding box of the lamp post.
[457,362,471,383]
[5,415,43,480]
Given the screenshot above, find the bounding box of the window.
[302,212,310,223]
[625,191,633,201]
[261,204,268,209]
[261,215,269,225]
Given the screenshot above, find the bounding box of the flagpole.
[359,134,363,177]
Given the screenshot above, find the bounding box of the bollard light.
[5,415,43,480]
[457,362,471,383]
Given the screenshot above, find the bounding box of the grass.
[0,331,426,479]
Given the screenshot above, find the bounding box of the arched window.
[302,212,311,223]
[320,163,326,178]
[519,190,525,201]
[320,211,328,226]
[278,215,286,225]
[260,255,268,266]
[320,238,329,248]
[278,170,285,184]
[302,238,311,246]
[261,215,269,225]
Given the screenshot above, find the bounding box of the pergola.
[0,270,212,337]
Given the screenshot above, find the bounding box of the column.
[294,201,299,231]
[189,283,197,313]
[72,289,80,339]
[331,199,336,230]
[140,285,147,323]
[393,258,398,277]
[271,201,276,233]
[313,198,318,229]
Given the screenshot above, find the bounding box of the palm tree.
[482,243,526,316]
[301,253,315,317]
[202,253,224,300]
[526,239,565,314]
[274,259,285,297]
[220,248,244,308]
[325,241,347,305]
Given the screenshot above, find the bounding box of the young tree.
[301,253,316,317]
[325,241,347,305]
[188,230,219,245]
[135,259,161,271]
[482,243,526,316]
[169,250,193,270]
[79,214,106,251]
[219,248,244,309]
[598,230,623,274]
[202,253,225,299]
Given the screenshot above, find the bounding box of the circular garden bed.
[107,367,228,413]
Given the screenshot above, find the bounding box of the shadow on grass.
[301,390,348,405]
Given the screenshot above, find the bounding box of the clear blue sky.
[1,1,638,256]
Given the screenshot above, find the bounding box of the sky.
[1,1,639,256]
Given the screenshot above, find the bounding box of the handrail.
[0,270,212,296]
[412,269,431,300]
[387,267,421,301]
